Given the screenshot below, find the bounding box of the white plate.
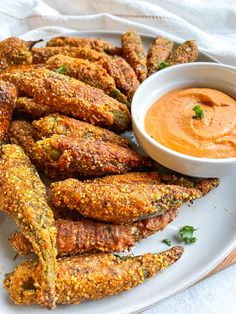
[0,31,235,314]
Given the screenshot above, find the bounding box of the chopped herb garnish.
[159,61,170,70]
[179,225,198,244]
[55,64,67,74]
[192,105,204,120]
[162,238,171,246]
[150,135,154,139]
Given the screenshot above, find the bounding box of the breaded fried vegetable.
[0,37,40,70]
[9,121,151,178]
[121,31,147,82]
[87,171,161,184]
[15,97,57,118]
[46,54,129,105]
[33,114,130,147]
[168,40,199,65]
[147,37,174,76]
[1,69,131,132]
[4,246,183,306]
[10,209,178,256]
[0,144,57,309]
[32,47,139,101]
[0,81,17,142]
[51,179,202,223]
[46,36,121,55]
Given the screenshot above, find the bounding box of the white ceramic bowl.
[132,62,236,177]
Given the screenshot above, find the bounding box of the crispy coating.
[0,144,57,309]
[1,68,131,132]
[51,179,202,223]
[87,171,161,184]
[147,37,174,76]
[46,54,129,105]
[33,114,130,147]
[46,36,121,55]
[15,97,57,118]
[4,246,184,305]
[121,31,147,82]
[0,37,40,70]
[0,81,17,142]
[32,135,152,178]
[9,120,151,178]
[9,209,178,256]
[32,47,139,101]
[168,40,199,65]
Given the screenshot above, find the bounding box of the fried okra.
[46,36,121,55]
[168,40,199,65]
[1,68,131,132]
[33,114,130,147]
[0,144,57,309]
[4,246,183,306]
[51,179,202,223]
[0,81,17,142]
[0,37,40,70]
[121,31,147,82]
[46,54,129,105]
[15,97,57,118]
[147,37,174,76]
[9,120,151,178]
[10,209,178,256]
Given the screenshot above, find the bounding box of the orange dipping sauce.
[145,88,236,158]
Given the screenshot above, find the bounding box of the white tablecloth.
[0,0,235,313]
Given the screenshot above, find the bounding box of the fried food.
[15,97,57,118]
[46,54,129,105]
[51,179,202,223]
[147,37,174,76]
[32,47,139,101]
[4,246,183,305]
[0,144,57,309]
[0,37,41,70]
[168,40,199,65]
[33,114,130,147]
[9,120,151,178]
[10,209,178,256]
[121,31,147,82]
[46,36,121,55]
[0,81,17,142]
[1,68,131,132]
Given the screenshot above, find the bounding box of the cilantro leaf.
[192,105,204,120]
[159,61,170,70]
[179,225,198,244]
[162,238,171,246]
[55,64,67,74]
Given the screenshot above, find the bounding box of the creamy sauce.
[145,88,236,158]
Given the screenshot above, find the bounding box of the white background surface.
[0,1,235,313]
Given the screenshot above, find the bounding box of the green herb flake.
[55,64,67,74]
[192,105,204,120]
[162,238,171,246]
[179,225,198,244]
[159,61,170,70]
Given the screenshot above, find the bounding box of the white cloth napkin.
[0,0,235,313]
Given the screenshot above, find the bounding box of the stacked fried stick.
[0,32,216,309]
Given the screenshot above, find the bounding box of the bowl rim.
[131,62,236,164]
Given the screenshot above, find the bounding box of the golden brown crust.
[9,209,178,256]
[46,36,120,55]
[15,97,57,118]
[147,37,174,76]
[4,247,184,305]
[1,68,131,132]
[50,179,202,223]
[33,114,130,147]
[121,31,147,82]
[0,144,57,309]
[0,81,17,142]
[168,40,199,65]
